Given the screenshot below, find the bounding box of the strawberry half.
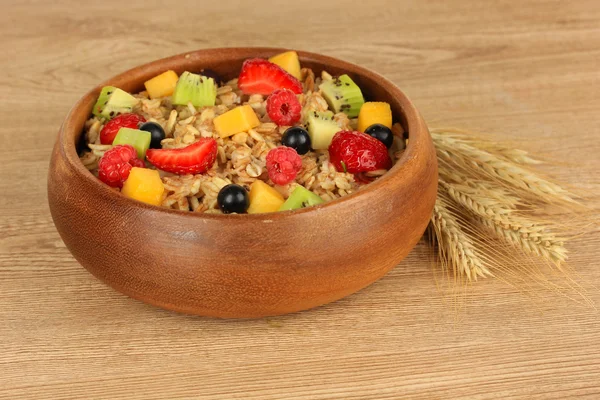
[238,59,303,96]
[146,138,218,175]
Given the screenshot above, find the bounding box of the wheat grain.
[430,127,542,165]
[432,132,576,203]
[430,198,492,280]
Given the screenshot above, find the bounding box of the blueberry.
[200,69,222,85]
[365,124,394,149]
[139,122,166,149]
[282,127,311,155]
[217,184,249,214]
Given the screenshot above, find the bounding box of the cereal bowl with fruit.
[48,48,437,318]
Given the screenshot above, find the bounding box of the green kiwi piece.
[112,128,151,159]
[279,186,325,211]
[172,71,217,108]
[92,87,139,119]
[305,110,341,150]
[319,74,365,118]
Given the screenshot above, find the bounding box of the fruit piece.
[98,145,145,188]
[92,87,139,119]
[281,127,311,155]
[146,138,217,175]
[217,184,249,214]
[121,167,165,206]
[305,110,341,150]
[200,69,222,85]
[144,70,179,99]
[357,101,392,132]
[266,89,302,126]
[365,124,394,149]
[266,147,303,185]
[328,130,392,173]
[237,58,303,96]
[139,122,166,149]
[279,186,324,211]
[171,71,217,108]
[112,128,152,159]
[100,113,146,145]
[268,51,302,80]
[213,105,260,138]
[319,74,365,118]
[247,180,285,214]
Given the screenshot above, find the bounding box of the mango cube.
[247,180,285,214]
[269,51,302,80]
[357,102,393,132]
[213,105,260,138]
[144,70,179,99]
[121,168,165,206]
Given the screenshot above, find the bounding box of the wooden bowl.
[48,48,438,318]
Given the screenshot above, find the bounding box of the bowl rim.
[56,47,427,220]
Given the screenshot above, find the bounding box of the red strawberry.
[238,59,303,96]
[98,145,145,188]
[266,89,302,126]
[328,131,392,173]
[100,113,146,145]
[146,138,218,175]
[266,146,303,185]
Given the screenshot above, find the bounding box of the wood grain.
[1,0,599,398]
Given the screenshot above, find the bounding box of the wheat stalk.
[430,127,543,165]
[430,197,492,280]
[439,179,568,266]
[432,132,576,203]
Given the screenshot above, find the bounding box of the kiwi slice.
[305,110,341,150]
[92,87,139,119]
[279,186,324,211]
[319,74,365,118]
[112,128,151,159]
[172,71,217,108]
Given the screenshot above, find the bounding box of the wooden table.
[1,0,599,398]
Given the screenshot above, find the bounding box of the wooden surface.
[1,0,599,398]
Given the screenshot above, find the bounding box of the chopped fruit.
[279,186,324,211]
[305,110,341,150]
[200,69,222,85]
[98,145,145,188]
[112,128,152,159]
[121,167,165,206]
[172,71,217,108]
[319,74,365,118]
[144,70,179,99]
[282,127,311,155]
[268,51,302,80]
[365,124,394,149]
[213,105,260,138]
[139,122,166,149]
[247,180,285,214]
[266,89,302,126]
[266,147,303,185]
[238,59,303,95]
[92,87,139,119]
[217,184,249,214]
[328,130,392,173]
[357,102,392,132]
[146,138,217,175]
[99,113,146,145]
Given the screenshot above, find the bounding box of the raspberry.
[266,89,302,126]
[100,113,146,145]
[266,146,303,185]
[98,145,145,188]
[328,130,392,174]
